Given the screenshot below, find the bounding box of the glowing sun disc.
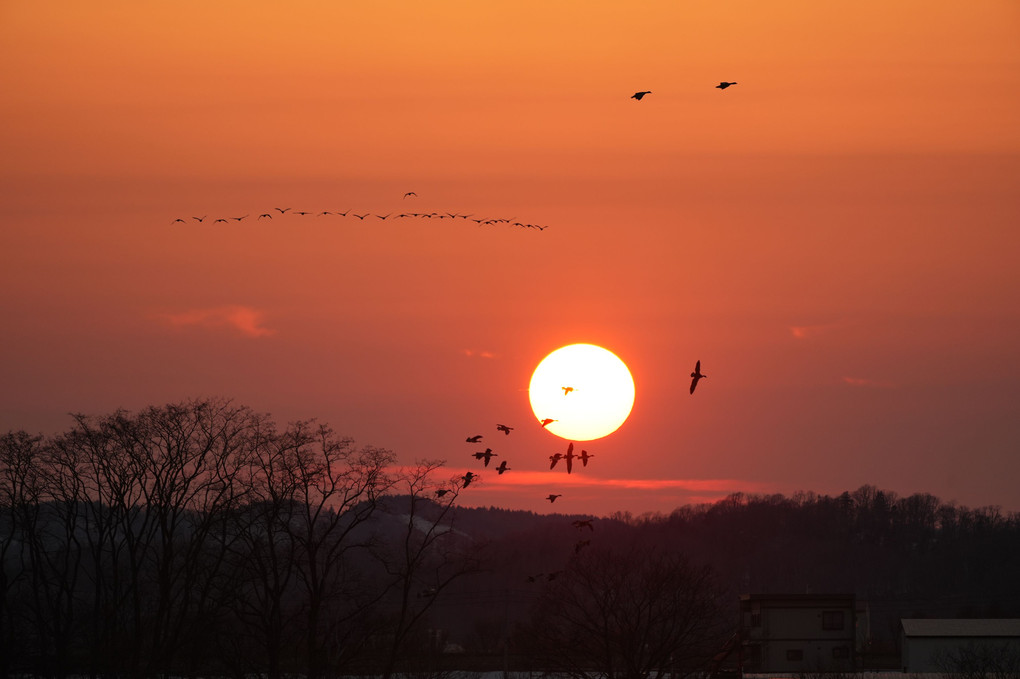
[529,344,635,441]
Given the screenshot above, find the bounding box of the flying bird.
[465,435,483,443]
[435,489,450,498]
[496,460,510,475]
[690,360,706,394]
[572,519,594,531]
[258,213,272,219]
[496,424,513,435]
[403,192,417,198]
[539,418,557,428]
[564,442,576,474]
[546,494,562,503]
[462,471,477,488]
[192,216,207,222]
[716,81,737,89]
[473,448,497,466]
[274,207,291,214]
[562,386,575,395]
[631,91,652,100]
[214,218,228,223]
[353,213,369,220]
[231,215,248,221]
[579,449,594,467]
[172,218,186,224]
[549,453,563,470]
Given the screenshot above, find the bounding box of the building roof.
[902,619,1020,638]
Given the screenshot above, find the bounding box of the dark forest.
[3,400,1019,678]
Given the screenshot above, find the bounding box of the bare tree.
[936,641,1020,679]
[524,543,727,679]
[376,463,484,679]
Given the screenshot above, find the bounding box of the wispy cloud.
[789,321,844,340]
[158,305,275,338]
[436,467,766,492]
[463,349,496,359]
[842,376,896,389]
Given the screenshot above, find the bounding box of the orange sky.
[2,1,1019,516]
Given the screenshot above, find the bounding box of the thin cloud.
[439,467,769,494]
[789,321,844,340]
[158,305,275,338]
[842,376,896,389]
[463,349,496,359]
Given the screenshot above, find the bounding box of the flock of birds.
[170,193,550,232]
[452,359,706,501]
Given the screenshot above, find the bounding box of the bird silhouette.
[192,216,207,222]
[539,418,557,428]
[579,449,594,467]
[375,213,391,220]
[496,424,513,435]
[231,215,248,221]
[258,213,272,219]
[473,448,497,466]
[274,207,291,214]
[716,81,737,89]
[403,192,417,198]
[562,386,575,395]
[572,519,594,531]
[549,453,563,470]
[462,471,477,488]
[631,91,652,100]
[496,460,510,474]
[465,434,483,443]
[546,494,561,503]
[214,218,228,223]
[296,211,313,216]
[353,213,369,220]
[564,442,576,474]
[172,218,186,224]
[435,489,450,498]
[690,360,706,394]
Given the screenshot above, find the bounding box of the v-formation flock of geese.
[170,192,550,232]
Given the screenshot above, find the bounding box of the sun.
[528,343,635,441]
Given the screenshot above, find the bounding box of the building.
[740,593,857,673]
[901,618,1020,673]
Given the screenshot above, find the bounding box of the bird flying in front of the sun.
[631,91,652,100]
[562,386,574,395]
[539,418,557,428]
[564,442,576,473]
[496,423,513,435]
[690,360,706,394]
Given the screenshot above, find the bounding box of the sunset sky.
[2,1,1019,516]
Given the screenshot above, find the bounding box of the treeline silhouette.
[3,400,1019,678]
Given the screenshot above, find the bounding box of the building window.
[822,610,845,630]
[832,646,850,659]
[786,649,803,661]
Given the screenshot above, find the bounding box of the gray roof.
[902,619,1020,638]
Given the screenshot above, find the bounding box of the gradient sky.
[2,1,1019,516]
